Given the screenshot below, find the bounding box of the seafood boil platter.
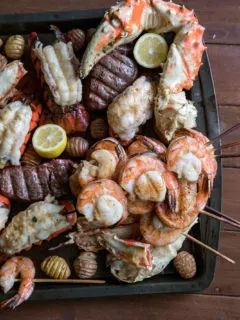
[3,0,240,307]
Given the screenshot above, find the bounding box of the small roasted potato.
[74,252,97,279]
[41,256,71,279]
[65,137,89,158]
[21,144,42,166]
[5,35,25,59]
[90,118,108,140]
[174,251,197,279]
[67,29,85,53]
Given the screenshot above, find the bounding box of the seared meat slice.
[84,50,138,111]
[0,159,73,202]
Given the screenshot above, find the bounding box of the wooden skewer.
[217,153,240,159]
[207,123,240,146]
[200,210,240,229]
[182,233,235,264]
[215,140,240,151]
[15,279,106,284]
[206,205,240,226]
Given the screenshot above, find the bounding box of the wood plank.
[0,0,239,44]
[218,106,240,168]
[0,294,239,320]
[207,45,240,106]
[204,230,240,296]
[222,168,240,231]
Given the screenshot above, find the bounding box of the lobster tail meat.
[0,159,74,202]
[0,93,42,168]
[107,76,157,141]
[0,195,76,255]
[29,32,82,110]
[0,101,32,168]
[0,61,26,103]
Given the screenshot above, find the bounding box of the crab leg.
[80,0,199,78]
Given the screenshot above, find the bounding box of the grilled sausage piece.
[0,159,73,202]
[84,50,138,111]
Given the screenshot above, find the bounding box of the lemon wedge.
[133,33,168,68]
[32,124,67,159]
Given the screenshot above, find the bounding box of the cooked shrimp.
[127,199,155,215]
[140,209,187,246]
[156,179,198,229]
[77,179,128,226]
[119,153,179,212]
[87,138,127,163]
[0,256,35,309]
[87,138,127,180]
[167,128,217,191]
[127,135,167,160]
[69,161,98,197]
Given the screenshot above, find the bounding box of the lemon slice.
[32,124,67,159]
[133,33,168,68]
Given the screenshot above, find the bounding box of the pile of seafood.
[0,0,220,309]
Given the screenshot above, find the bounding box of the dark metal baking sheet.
[0,8,221,300]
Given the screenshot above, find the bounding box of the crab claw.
[80,0,148,78]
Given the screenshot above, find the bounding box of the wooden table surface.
[1,1,240,319]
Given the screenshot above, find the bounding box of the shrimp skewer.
[167,128,217,192]
[127,135,166,159]
[119,153,179,212]
[77,179,128,226]
[0,256,35,309]
[140,210,190,246]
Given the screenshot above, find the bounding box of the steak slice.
[0,159,74,202]
[84,49,138,111]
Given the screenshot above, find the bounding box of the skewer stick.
[181,233,235,264]
[15,279,106,284]
[200,210,240,229]
[206,205,240,226]
[215,140,240,151]
[206,123,240,146]
[217,153,240,159]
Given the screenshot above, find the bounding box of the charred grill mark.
[0,160,73,202]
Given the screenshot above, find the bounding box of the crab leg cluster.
[81,0,206,142]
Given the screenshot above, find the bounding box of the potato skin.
[84,50,138,111]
